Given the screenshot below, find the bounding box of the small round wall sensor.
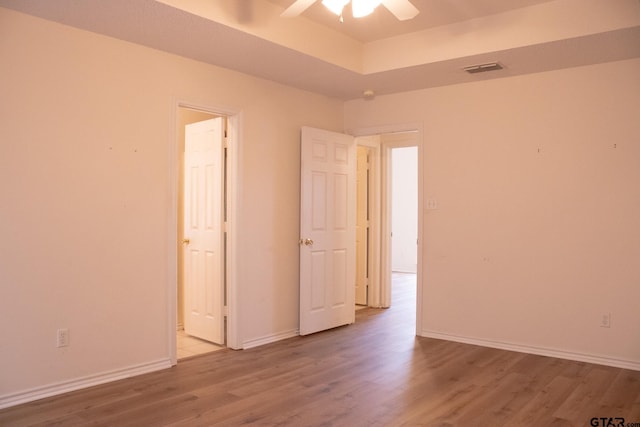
[363,89,375,100]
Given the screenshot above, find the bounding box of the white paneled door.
[299,127,356,335]
[355,146,369,306]
[183,118,225,345]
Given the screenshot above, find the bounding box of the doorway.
[171,103,242,362]
[391,146,418,275]
[298,126,422,336]
[389,144,418,318]
[177,108,225,358]
[381,131,419,313]
[354,130,420,326]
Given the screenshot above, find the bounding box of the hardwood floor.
[2,273,639,426]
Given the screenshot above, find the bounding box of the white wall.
[345,58,640,368]
[0,7,343,402]
[391,147,418,273]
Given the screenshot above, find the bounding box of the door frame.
[349,122,423,334]
[168,100,243,365]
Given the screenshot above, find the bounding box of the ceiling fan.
[281,0,419,21]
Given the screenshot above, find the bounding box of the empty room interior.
[0,0,639,425]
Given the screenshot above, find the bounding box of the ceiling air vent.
[463,62,504,74]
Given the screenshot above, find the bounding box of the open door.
[183,117,225,344]
[355,146,369,305]
[299,127,356,335]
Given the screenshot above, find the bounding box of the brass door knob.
[182,238,190,244]
[299,238,313,246]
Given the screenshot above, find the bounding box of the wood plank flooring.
[2,274,639,426]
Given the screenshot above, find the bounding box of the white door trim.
[168,100,243,365]
[348,123,424,335]
[224,108,242,350]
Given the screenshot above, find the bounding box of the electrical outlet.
[600,313,611,328]
[57,328,69,347]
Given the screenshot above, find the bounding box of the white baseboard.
[242,329,299,350]
[0,359,172,410]
[420,330,640,371]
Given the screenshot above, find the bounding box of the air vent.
[463,62,504,74]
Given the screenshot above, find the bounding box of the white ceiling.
[1,0,639,100]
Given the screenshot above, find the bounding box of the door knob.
[182,238,190,244]
[299,238,314,246]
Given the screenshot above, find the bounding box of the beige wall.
[0,7,343,399]
[346,58,640,366]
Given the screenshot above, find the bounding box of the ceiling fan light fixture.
[322,0,349,15]
[352,0,382,18]
[283,0,419,21]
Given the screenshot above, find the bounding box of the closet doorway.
[173,104,241,360]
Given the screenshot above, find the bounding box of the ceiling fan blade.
[281,0,317,17]
[381,0,419,20]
